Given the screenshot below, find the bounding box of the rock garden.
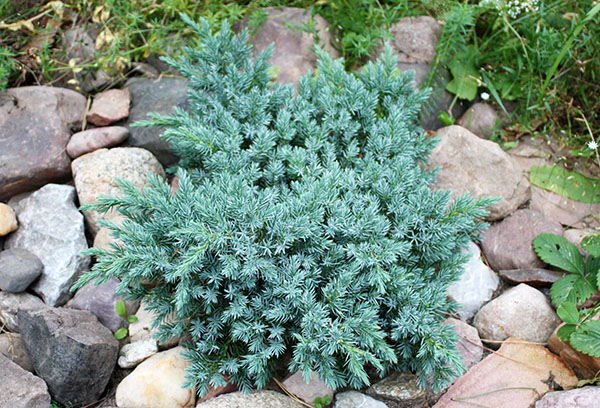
[1,2,600,408]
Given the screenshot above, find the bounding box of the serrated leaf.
[128,315,138,323]
[529,165,600,203]
[569,320,600,357]
[533,234,585,275]
[557,324,577,341]
[584,256,600,290]
[114,328,128,340]
[582,235,600,257]
[557,302,580,324]
[115,300,126,317]
[551,274,595,306]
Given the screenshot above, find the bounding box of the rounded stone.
[0,203,17,236]
[0,248,43,293]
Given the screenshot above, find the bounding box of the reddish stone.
[86,88,131,126]
[548,324,600,379]
[67,126,129,158]
[0,87,85,200]
[196,378,238,403]
[433,338,577,408]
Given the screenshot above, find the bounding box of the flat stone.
[70,277,139,333]
[473,284,561,344]
[0,290,45,332]
[530,186,600,228]
[0,202,17,236]
[118,338,158,369]
[366,371,426,407]
[547,324,600,379]
[498,269,565,287]
[18,307,119,407]
[67,126,129,158]
[0,332,35,372]
[456,103,501,139]
[235,7,340,86]
[335,391,388,408]
[0,354,51,408]
[507,136,553,172]
[123,77,188,166]
[443,318,483,370]
[564,228,598,256]
[481,209,563,271]
[71,147,165,237]
[5,184,90,306]
[433,338,577,408]
[282,370,334,406]
[87,88,131,126]
[447,242,499,320]
[196,390,302,408]
[428,126,530,221]
[116,346,195,408]
[535,386,600,408]
[0,86,85,200]
[0,248,43,292]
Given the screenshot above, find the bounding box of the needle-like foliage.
[74,16,496,396]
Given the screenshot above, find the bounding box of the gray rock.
[123,77,188,166]
[335,391,388,408]
[481,209,563,271]
[0,248,43,292]
[0,354,51,408]
[71,147,166,237]
[0,290,45,332]
[0,87,86,200]
[117,338,158,369]
[428,126,530,220]
[18,307,119,407]
[447,242,499,320]
[366,372,426,407]
[282,370,335,406]
[498,269,565,287]
[236,7,340,87]
[196,390,303,408]
[473,283,561,344]
[0,332,35,372]
[5,184,90,306]
[70,277,139,333]
[457,103,501,139]
[535,386,600,408]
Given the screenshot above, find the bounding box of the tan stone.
[0,203,17,236]
[129,301,179,348]
[116,346,195,408]
[433,338,577,408]
[548,325,600,379]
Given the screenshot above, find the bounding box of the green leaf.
[445,49,480,101]
[128,315,138,323]
[556,302,580,325]
[551,274,596,307]
[529,165,600,203]
[314,395,331,408]
[569,320,600,357]
[582,235,600,257]
[532,234,585,275]
[114,328,128,340]
[438,111,455,126]
[115,300,126,317]
[557,324,577,342]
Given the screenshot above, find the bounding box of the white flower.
[589,140,598,151]
[481,92,490,101]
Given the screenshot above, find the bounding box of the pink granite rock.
[67,126,129,158]
[86,88,131,126]
[433,338,577,408]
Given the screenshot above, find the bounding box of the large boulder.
[235,7,340,87]
[481,209,563,271]
[5,184,90,306]
[0,354,51,408]
[0,87,85,200]
[196,390,303,408]
[428,126,530,220]
[18,307,119,407]
[473,284,561,344]
[71,147,166,237]
[123,77,189,166]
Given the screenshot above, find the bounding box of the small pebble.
[0,203,17,236]
[86,88,131,126]
[67,126,129,159]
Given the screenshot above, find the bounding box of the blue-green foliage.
[75,16,496,396]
